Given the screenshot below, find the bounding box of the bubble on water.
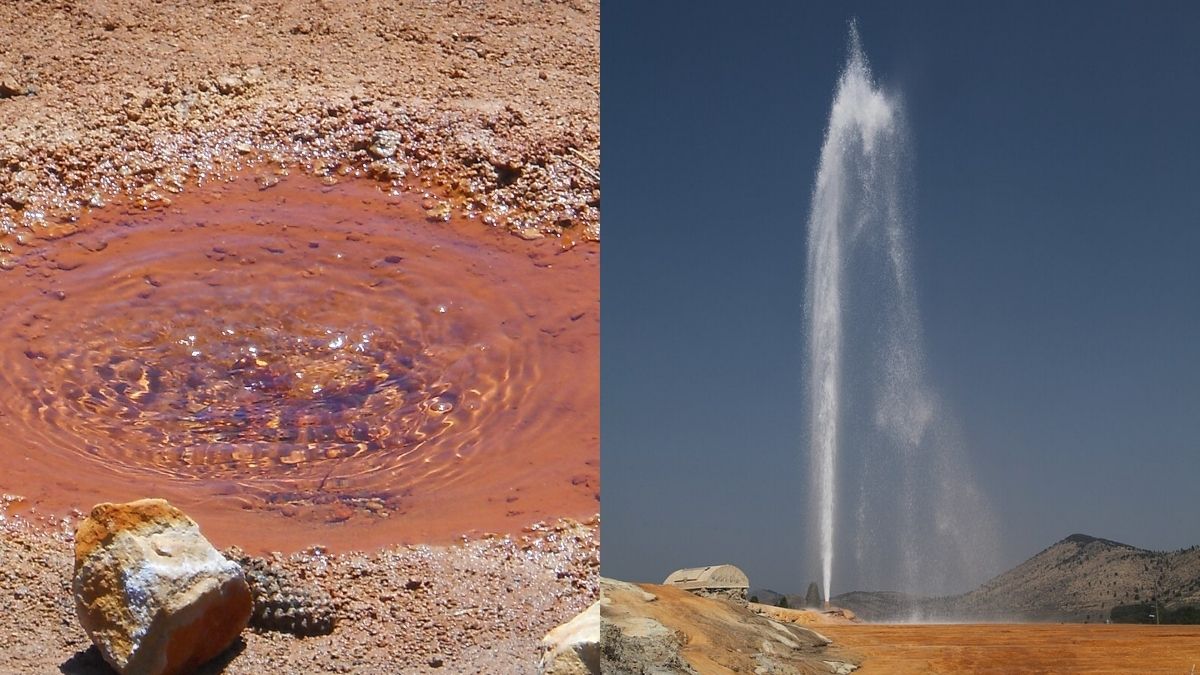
[428,396,454,414]
[354,333,371,352]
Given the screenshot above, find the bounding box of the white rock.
[73,499,252,675]
[539,601,600,675]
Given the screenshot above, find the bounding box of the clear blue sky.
[601,1,1200,594]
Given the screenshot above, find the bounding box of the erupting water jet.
[806,23,993,605]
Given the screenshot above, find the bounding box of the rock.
[368,130,402,159]
[215,75,246,96]
[820,606,857,622]
[12,169,38,188]
[73,499,252,675]
[538,601,599,675]
[601,577,856,675]
[603,578,657,603]
[255,174,280,191]
[600,580,694,675]
[514,227,545,240]
[0,76,33,98]
[2,188,29,209]
[366,160,405,182]
[424,202,452,222]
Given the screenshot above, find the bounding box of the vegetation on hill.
[1110,602,1200,624]
[805,582,824,608]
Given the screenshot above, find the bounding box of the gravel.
[1,502,599,673]
[0,0,600,244]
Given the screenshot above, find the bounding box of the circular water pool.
[0,173,598,550]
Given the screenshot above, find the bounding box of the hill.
[833,534,1200,622]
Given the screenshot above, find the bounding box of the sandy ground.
[819,622,1200,674]
[3,503,598,674]
[0,1,598,672]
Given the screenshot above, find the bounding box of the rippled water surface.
[0,174,598,550]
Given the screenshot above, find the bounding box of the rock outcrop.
[72,499,252,675]
[601,577,859,674]
[538,600,600,674]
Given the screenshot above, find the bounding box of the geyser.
[805,23,993,604]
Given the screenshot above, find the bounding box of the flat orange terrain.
[820,623,1200,674]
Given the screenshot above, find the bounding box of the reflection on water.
[0,174,599,549]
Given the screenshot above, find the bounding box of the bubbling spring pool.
[0,173,598,550]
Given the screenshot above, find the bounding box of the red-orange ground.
[820,622,1200,674]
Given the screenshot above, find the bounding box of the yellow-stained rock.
[539,601,599,674]
[72,498,252,675]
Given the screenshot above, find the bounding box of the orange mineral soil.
[0,172,598,552]
[819,622,1200,674]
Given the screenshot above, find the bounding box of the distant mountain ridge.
[827,534,1200,622]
